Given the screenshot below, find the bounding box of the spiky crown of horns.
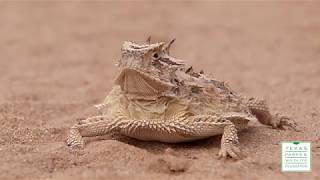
[121,41,165,55]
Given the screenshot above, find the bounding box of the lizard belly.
[121,127,224,143]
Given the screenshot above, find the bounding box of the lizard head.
[115,38,184,98]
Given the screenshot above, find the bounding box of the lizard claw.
[218,142,242,160]
[66,140,84,149]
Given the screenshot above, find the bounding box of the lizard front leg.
[218,123,241,159]
[66,115,123,148]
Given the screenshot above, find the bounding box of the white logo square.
[281,141,311,172]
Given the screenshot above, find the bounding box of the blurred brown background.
[0,2,319,180]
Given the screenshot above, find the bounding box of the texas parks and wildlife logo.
[281,141,311,172]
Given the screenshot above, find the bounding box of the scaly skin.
[67,39,298,159]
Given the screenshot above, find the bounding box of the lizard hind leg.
[246,97,299,131]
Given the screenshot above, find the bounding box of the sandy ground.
[0,2,319,180]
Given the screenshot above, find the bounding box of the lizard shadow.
[98,133,221,155]
[106,133,227,157]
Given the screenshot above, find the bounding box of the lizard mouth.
[158,56,184,66]
[114,68,175,97]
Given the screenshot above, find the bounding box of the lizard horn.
[146,36,151,44]
[164,38,176,54]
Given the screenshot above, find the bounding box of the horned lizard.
[67,38,298,159]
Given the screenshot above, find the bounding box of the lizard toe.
[218,143,241,160]
[273,114,300,132]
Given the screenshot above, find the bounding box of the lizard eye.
[153,52,159,59]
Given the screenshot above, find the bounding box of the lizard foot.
[272,113,300,132]
[66,127,84,148]
[218,141,242,160]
